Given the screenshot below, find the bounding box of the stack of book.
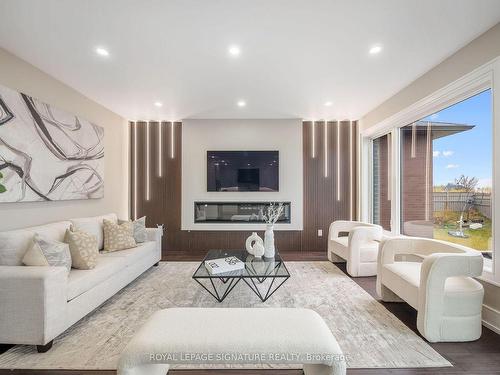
[204,256,244,275]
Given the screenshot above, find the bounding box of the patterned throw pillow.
[22,234,72,273]
[65,227,98,270]
[103,219,137,252]
[119,216,147,243]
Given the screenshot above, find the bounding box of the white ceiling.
[0,0,499,121]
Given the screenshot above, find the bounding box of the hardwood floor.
[1,258,500,375]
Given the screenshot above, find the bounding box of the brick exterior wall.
[401,126,433,233]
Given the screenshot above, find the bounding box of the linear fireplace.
[194,202,291,224]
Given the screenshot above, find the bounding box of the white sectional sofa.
[0,213,162,352]
[376,237,484,342]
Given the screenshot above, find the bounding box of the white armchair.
[328,221,383,277]
[377,237,484,342]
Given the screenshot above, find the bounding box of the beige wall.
[0,48,129,230]
[360,23,500,327]
[360,22,500,131]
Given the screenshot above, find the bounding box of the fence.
[433,192,491,219]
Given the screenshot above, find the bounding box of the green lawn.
[433,210,492,252]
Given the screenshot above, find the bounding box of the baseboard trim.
[482,303,500,335]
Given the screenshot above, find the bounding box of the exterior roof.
[406,121,475,140]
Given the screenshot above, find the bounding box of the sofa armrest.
[417,252,483,341]
[0,266,68,345]
[146,227,163,255]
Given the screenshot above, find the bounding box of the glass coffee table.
[192,250,290,302]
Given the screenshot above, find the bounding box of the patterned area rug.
[0,262,451,370]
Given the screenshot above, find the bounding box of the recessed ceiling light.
[237,100,246,107]
[95,47,109,57]
[369,44,382,55]
[324,101,333,107]
[154,101,163,107]
[228,45,241,57]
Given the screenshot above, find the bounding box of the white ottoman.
[118,308,346,375]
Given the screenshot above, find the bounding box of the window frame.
[360,57,500,284]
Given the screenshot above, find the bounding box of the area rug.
[0,262,451,370]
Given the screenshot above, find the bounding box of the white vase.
[252,242,265,258]
[264,224,275,258]
[245,232,263,255]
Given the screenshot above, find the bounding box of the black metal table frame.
[192,261,290,303]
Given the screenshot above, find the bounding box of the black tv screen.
[207,151,279,192]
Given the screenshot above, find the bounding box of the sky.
[421,89,492,188]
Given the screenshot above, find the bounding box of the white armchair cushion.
[381,262,420,308]
[329,237,349,260]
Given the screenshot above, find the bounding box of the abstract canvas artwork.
[0,84,104,202]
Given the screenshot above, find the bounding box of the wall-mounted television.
[207,151,279,192]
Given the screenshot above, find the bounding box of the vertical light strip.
[170,122,175,159]
[411,122,417,158]
[145,121,150,201]
[425,121,432,220]
[349,121,353,219]
[387,133,392,201]
[324,121,328,178]
[337,120,341,201]
[158,121,163,177]
[311,121,316,158]
[133,122,138,220]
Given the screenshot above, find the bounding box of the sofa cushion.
[100,241,156,267]
[65,228,99,270]
[0,221,71,266]
[70,213,118,250]
[120,216,147,243]
[103,220,136,252]
[66,255,127,301]
[22,234,72,273]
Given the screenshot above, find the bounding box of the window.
[400,90,493,266]
[372,134,392,231]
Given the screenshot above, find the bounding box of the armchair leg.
[328,252,345,263]
[379,284,403,303]
[153,262,159,267]
[36,340,53,353]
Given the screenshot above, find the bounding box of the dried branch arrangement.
[263,202,284,225]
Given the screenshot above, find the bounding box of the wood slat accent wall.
[130,121,357,259]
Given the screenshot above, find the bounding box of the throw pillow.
[65,227,98,269]
[119,216,147,243]
[22,234,72,272]
[103,219,136,252]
